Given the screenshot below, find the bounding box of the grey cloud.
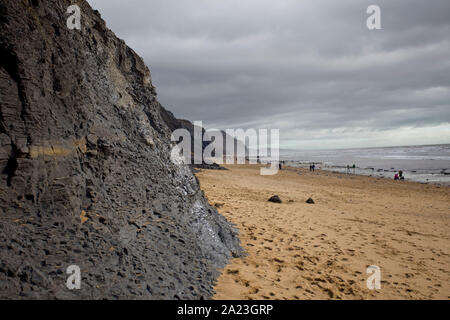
[87,0,450,149]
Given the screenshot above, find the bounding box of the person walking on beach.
[394,173,399,180]
[399,170,404,180]
[346,165,350,174]
[311,164,315,172]
[352,163,356,174]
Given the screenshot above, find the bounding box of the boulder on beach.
[268,195,282,203]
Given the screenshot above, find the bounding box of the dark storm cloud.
[87,0,450,148]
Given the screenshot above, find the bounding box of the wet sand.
[195,165,450,299]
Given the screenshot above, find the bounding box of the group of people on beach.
[303,162,406,181]
[394,170,405,181]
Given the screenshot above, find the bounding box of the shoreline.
[196,164,450,299]
[283,162,450,187]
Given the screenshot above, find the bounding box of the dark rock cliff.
[0,0,242,299]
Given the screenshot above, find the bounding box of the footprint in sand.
[227,269,239,275]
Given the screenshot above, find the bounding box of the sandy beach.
[196,165,450,299]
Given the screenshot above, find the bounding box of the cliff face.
[0,0,241,299]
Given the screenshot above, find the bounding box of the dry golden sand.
[195,165,450,300]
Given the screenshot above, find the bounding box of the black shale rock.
[0,0,242,299]
[268,195,282,203]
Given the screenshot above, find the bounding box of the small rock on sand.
[306,197,315,204]
[268,195,282,203]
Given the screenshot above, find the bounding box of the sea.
[280,144,450,186]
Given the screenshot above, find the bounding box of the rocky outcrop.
[0,0,242,299]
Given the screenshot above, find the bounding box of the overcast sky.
[87,0,450,149]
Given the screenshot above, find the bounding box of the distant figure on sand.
[279,163,282,170]
[346,165,350,174]
[311,164,315,172]
[399,170,404,180]
[352,163,356,174]
[394,173,399,180]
